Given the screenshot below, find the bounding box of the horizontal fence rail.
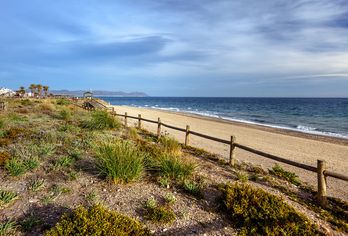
[234,143,318,172]
[83,99,348,207]
[189,130,231,145]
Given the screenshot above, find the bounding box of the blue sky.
[1,0,348,96]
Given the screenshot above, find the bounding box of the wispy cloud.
[0,0,348,96]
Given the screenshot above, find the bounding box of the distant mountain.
[51,90,149,97]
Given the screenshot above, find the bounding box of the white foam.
[118,104,348,140]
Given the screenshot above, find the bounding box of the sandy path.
[112,105,348,200]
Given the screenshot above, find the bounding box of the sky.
[1,0,348,97]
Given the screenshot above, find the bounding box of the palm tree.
[43,86,49,97]
[37,84,43,98]
[29,84,37,97]
[19,86,26,97]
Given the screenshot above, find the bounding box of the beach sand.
[112,105,348,200]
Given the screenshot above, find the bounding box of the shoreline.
[114,104,348,146]
[110,104,348,200]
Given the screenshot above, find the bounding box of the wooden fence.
[85,99,348,207]
[0,101,6,111]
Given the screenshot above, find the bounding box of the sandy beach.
[112,105,348,200]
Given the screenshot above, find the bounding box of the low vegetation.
[0,189,18,208]
[269,164,301,186]
[0,97,344,235]
[158,135,182,157]
[0,220,16,236]
[221,183,321,235]
[144,197,176,224]
[45,204,151,236]
[81,110,121,130]
[94,139,145,183]
[158,154,196,181]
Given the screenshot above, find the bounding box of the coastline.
[113,104,348,146]
[111,104,348,200]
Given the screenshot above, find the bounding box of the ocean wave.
[115,104,348,140]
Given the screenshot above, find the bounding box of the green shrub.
[158,176,171,188]
[94,139,145,184]
[81,110,121,130]
[158,135,181,156]
[182,179,204,198]
[0,119,4,129]
[45,204,151,236]
[0,189,18,208]
[221,183,320,235]
[269,164,301,186]
[164,193,176,205]
[159,155,195,181]
[236,171,249,183]
[144,198,176,224]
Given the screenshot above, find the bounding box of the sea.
[100,97,348,139]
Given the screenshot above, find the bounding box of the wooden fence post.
[138,114,142,129]
[317,160,328,207]
[157,118,161,138]
[111,107,115,115]
[125,112,128,127]
[229,136,236,166]
[185,125,190,146]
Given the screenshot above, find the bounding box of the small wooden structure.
[83,101,95,111]
[83,91,93,99]
[0,101,6,111]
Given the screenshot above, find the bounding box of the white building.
[0,87,15,97]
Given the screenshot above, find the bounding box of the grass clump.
[5,158,27,176]
[126,127,139,140]
[158,135,181,156]
[56,99,70,106]
[159,154,196,182]
[0,190,18,208]
[182,178,204,198]
[20,213,42,232]
[269,164,301,186]
[221,183,321,235]
[58,109,72,122]
[94,139,145,184]
[40,102,55,112]
[0,220,17,236]
[27,178,45,192]
[54,156,75,169]
[0,119,4,129]
[81,110,121,130]
[45,204,151,236]
[144,197,176,224]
